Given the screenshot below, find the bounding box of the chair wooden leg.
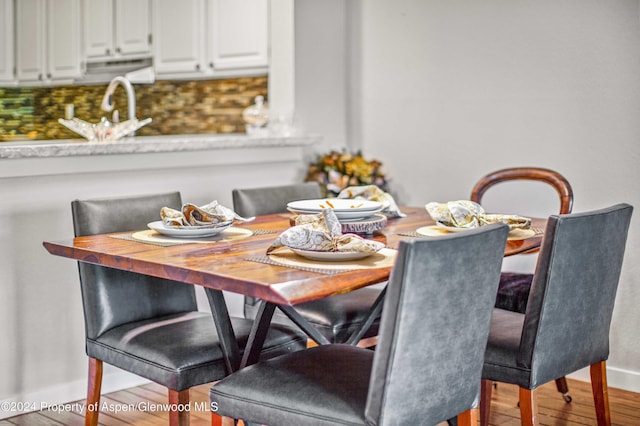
[518,387,540,426]
[591,361,612,426]
[356,336,378,348]
[86,357,102,426]
[479,379,493,426]
[555,376,572,402]
[168,388,190,426]
[211,411,223,426]
[458,407,478,426]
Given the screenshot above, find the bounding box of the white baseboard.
[568,365,640,393]
[0,370,149,420]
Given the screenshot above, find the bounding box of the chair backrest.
[470,167,573,259]
[365,223,509,425]
[232,182,322,217]
[518,203,633,387]
[471,166,573,215]
[72,192,198,339]
[232,182,323,315]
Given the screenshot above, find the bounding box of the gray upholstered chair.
[72,192,306,426]
[470,166,574,401]
[210,223,510,426]
[233,182,383,345]
[480,203,633,426]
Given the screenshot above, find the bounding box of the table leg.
[345,286,387,346]
[204,288,241,373]
[277,305,331,345]
[240,301,276,369]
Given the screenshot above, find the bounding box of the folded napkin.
[337,185,406,217]
[425,200,531,230]
[267,208,384,254]
[160,200,254,227]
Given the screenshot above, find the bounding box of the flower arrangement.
[305,150,389,197]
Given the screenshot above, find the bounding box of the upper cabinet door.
[208,0,268,70]
[115,0,151,55]
[84,0,115,58]
[15,0,46,82]
[84,0,151,61]
[153,0,205,74]
[16,0,81,83]
[0,0,14,82]
[47,0,82,79]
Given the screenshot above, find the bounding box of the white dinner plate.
[418,224,537,241]
[147,220,233,238]
[435,222,475,233]
[289,248,379,261]
[287,198,383,212]
[287,206,384,221]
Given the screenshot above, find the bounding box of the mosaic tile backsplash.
[0,76,268,141]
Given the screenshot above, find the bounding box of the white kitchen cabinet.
[208,0,268,70]
[152,0,205,74]
[15,0,82,84]
[115,0,151,56]
[83,0,152,61]
[15,0,45,82]
[153,0,267,78]
[83,0,113,58]
[0,0,14,83]
[48,0,82,79]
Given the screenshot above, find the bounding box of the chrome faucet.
[101,76,137,135]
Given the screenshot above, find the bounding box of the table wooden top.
[42,206,545,306]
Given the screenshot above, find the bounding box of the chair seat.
[88,311,307,391]
[482,309,528,387]
[484,305,615,391]
[245,287,382,343]
[210,344,373,426]
[495,273,533,313]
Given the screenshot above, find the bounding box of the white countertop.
[0,133,321,159]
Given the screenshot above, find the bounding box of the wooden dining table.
[43,206,545,373]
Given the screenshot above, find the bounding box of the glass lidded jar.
[243,95,269,136]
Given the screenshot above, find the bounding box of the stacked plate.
[286,199,384,221]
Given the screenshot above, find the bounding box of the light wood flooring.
[2,378,639,425]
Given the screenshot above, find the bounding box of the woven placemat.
[247,248,397,275]
[248,228,283,235]
[397,232,425,238]
[111,232,182,247]
[246,256,352,275]
[111,227,254,246]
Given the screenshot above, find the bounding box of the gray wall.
[0,145,310,417]
[295,0,640,390]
